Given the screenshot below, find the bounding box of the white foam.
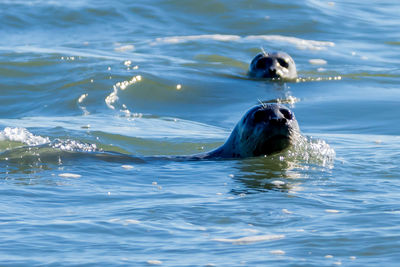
[105,75,142,111]
[291,135,336,168]
[78,93,90,116]
[278,95,300,105]
[282,209,292,214]
[0,128,99,153]
[213,234,285,244]
[147,260,162,265]
[325,209,340,213]
[78,93,88,103]
[122,165,134,170]
[52,139,98,152]
[269,250,285,255]
[309,59,327,65]
[153,34,241,44]
[245,35,335,51]
[271,180,285,186]
[105,86,119,110]
[114,44,135,52]
[58,173,81,178]
[0,127,50,146]
[152,34,334,51]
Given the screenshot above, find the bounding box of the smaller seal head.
[206,103,300,159]
[248,52,297,80]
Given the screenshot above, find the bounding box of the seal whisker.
[260,46,268,56]
[257,98,266,108]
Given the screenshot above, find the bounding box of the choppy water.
[1,0,400,266]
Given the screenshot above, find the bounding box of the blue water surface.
[1,0,400,266]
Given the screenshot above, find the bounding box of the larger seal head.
[211,103,300,158]
[249,52,297,80]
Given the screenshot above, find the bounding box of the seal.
[248,51,297,80]
[193,103,300,159]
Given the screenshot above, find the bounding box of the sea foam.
[0,127,50,146]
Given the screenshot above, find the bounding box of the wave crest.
[0,127,50,146]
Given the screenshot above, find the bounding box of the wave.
[152,34,335,51]
[0,126,335,170]
[0,127,50,146]
[0,114,228,140]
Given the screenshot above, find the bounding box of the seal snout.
[253,106,293,127]
[268,59,280,77]
[268,108,293,126]
[268,68,278,78]
[269,116,287,126]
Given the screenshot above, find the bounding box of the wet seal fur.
[248,51,297,80]
[191,103,300,159]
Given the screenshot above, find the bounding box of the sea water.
[1,0,400,266]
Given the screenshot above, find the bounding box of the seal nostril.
[280,109,293,120]
[270,117,287,125]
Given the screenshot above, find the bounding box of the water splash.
[105,75,142,117]
[77,93,89,116]
[0,127,100,161]
[0,127,50,146]
[51,139,99,153]
[285,134,336,168]
[295,76,342,83]
[261,95,300,107]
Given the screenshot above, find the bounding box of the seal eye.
[256,57,272,69]
[253,110,265,123]
[280,109,293,120]
[277,58,289,68]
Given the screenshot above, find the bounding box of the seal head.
[203,104,300,159]
[248,52,297,80]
